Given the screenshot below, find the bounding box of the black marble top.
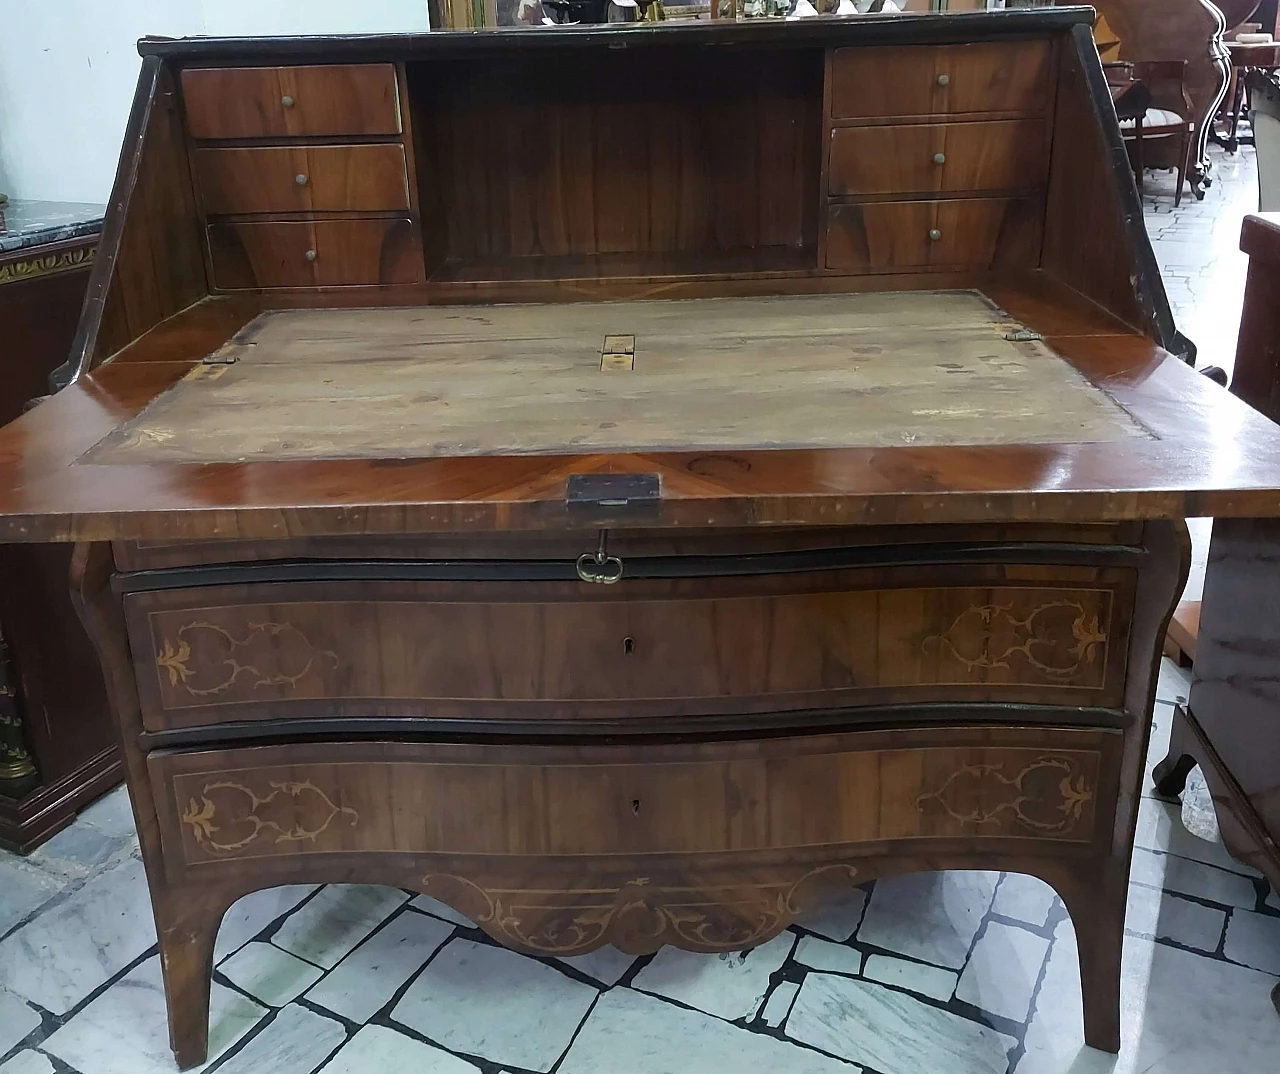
[0,199,105,255]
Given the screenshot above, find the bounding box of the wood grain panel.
[827,120,1049,197]
[181,65,401,139]
[125,569,1133,730]
[825,197,1043,271]
[193,145,409,215]
[829,41,1054,121]
[151,728,1114,869]
[207,218,423,289]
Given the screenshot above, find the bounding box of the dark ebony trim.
[1067,23,1184,362]
[137,8,1095,61]
[112,540,1147,592]
[139,702,1130,752]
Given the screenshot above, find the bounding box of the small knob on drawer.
[281,94,295,107]
[295,173,309,186]
[304,249,317,262]
[933,152,946,165]
[928,228,942,241]
[936,73,950,87]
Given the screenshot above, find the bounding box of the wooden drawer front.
[151,726,1116,871]
[828,121,1048,198]
[182,65,401,139]
[825,198,1042,272]
[127,571,1132,731]
[193,145,410,215]
[207,219,423,289]
[830,42,1054,121]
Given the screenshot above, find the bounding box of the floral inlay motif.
[180,778,358,853]
[915,755,1095,835]
[155,620,338,697]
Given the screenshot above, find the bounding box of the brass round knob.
[295,174,308,186]
[281,94,295,107]
[928,229,942,241]
[933,152,946,165]
[936,74,950,87]
[304,249,317,262]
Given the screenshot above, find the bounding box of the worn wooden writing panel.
[84,292,1148,464]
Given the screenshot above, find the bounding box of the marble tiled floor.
[2,149,1278,1074]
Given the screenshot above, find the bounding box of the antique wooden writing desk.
[8,10,1280,1069]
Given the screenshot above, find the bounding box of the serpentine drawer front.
[149,726,1119,879]
[125,565,1134,731]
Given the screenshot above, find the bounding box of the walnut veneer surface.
[3,11,1280,1070]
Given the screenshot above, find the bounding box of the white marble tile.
[0,857,63,939]
[0,987,42,1056]
[556,945,638,986]
[28,820,128,877]
[213,1003,347,1074]
[796,888,868,942]
[391,938,597,1072]
[1129,847,1258,909]
[219,941,325,1006]
[42,956,266,1074]
[632,930,795,1021]
[319,1024,481,1074]
[1144,701,1174,793]
[1134,795,1260,877]
[0,855,156,1014]
[1223,908,1280,975]
[1017,915,1280,1074]
[788,973,1016,1074]
[991,873,1057,928]
[761,980,800,1027]
[215,885,319,961]
[862,954,957,1001]
[0,1052,54,1074]
[408,894,474,927]
[272,885,410,969]
[1156,657,1192,704]
[955,920,1051,1022]
[794,935,863,976]
[1267,888,1279,911]
[77,784,136,839]
[1124,885,1226,953]
[857,871,999,969]
[306,908,454,1023]
[557,986,856,1074]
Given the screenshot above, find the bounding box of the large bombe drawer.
[150,726,1119,881]
[124,562,1135,733]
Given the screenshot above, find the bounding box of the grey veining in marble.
[28,821,131,879]
[0,1053,55,1074]
[796,888,869,942]
[857,871,999,969]
[557,987,858,1074]
[0,857,64,940]
[555,944,638,986]
[631,931,795,1021]
[991,873,1058,928]
[41,956,266,1074]
[862,954,958,1001]
[788,973,1016,1074]
[319,1024,481,1074]
[408,894,474,927]
[1222,908,1280,974]
[0,986,42,1056]
[306,908,453,1023]
[392,938,597,1072]
[0,201,104,255]
[794,935,863,976]
[1124,885,1226,953]
[218,942,325,1007]
[212,1003,346,1074]
[77,786,136,840]
[955,921,1050,1022]
[761,980,800,1027]
[215,885,319,962]
[1129,847,1258,909]
[272,885,409,969]
[0,856,156,1014]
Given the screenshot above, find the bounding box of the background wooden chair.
[1119,60,1197,206]
[1249,68,1280,210]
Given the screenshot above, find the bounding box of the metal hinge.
[201,353,238,365]
[1003,329,1043,342]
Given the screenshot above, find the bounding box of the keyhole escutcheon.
[623,636,636,655]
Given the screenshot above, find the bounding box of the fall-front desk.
[3,10,1280,1069]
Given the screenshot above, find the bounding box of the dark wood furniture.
[1214,38,1280,151]
[1118,60,1196,205]
[1154,211,1280,1018]
[1071,0,1228,198]
[0,203,119,852]
[9,11,1280,1068]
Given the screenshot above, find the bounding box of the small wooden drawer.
[193,145,410,215]
[126,566,1132,732]
[207,218,424,289]
[830,42,1054,122]
[828,121,1049,198]
[150,725,1118,876]
[825,197,1043,272]
[181,64,401,139]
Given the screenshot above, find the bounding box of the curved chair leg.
[1152,704,1199,798]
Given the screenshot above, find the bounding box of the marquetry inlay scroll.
[156,620,338,697]
[914,754,1095,836]
[180,778,358,854]
[918,597,1110,682]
